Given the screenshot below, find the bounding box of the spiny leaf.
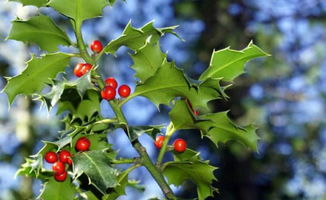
[7,15,71,52]
[103,169,129,200]
[127,125,164,141]
[130,41,166,83]
[199,42,269,81]
[169,100,197,130]
[2,53,71,104]
[123,60,226,110]
[37,177,76,200]
[72,150,118,194]
[170,100,259,150]
[197,112,259,150]
[9,0,48,7]
[55,89,101,122]
[104,21,179,55]
[163,150,218,200]
[41,73,96,110]
[48,0,108,22]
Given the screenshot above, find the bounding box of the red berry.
[90,40,103,53]
[80,63,92,75]
[58,150,72,165]
[44,151,58,163]
[118,85,131,98]
[74,63,93,77]
[54,171,67,182]
[194,111,200,116]
[52,161,66,174]
[154,136,165,149]
[101,86,116,100]
[104,77,118,89]
[74,63,84,77]
[173,139,187,153]
[76,137,91,152]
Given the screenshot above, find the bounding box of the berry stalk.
[156,123,175,167]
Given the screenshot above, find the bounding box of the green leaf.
[130,41,166,82]
[9,0,48,7]
[72,150,118,194]
[2,53,71,104]
[103,170,129,200]
[104,21,179,55]
[37,177,76,200]
[163,150,217,200]
[197,112,259,150]
[55,89,101,122]
[7,15,71,52]
[169,100,197,130]
[169,100,259,150]
[48,0,108,22]
[199,42,269,81]
[127,125,164,141]
[124,60,226,110]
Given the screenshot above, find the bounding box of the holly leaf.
[169,100,197,130]
[37,177,76,200]
[127,125,164,141]
[199,42,269,82]
[16,157,44,178]
[7,15,71,52]
[130,41,166,83]
[55,89,101,122]
[122,60,226,110]
[9,0,48,7]
[197,112,259,150]
[103,169,129,200]
[72,150,118,194]
[163,150,218,200]
[48,0,108,22]
[170,100,259,150]
[2,53,71,104]
[104,21,178,55]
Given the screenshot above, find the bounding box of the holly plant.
[2,0,269,199]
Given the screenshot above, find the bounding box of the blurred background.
[1,0,326,199]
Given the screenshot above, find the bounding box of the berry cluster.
[101,77,131,100]
[44,137,91,182]
[154,136,187,153]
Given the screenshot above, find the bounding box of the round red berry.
[118,85,131,98]
[101,86,116,100]
[173,139,187,153]
[76,137,91,152]
[58,150,72,165]
[104,77,118,89]
[52,161,66,174]
[154,136,165,149]
[90,40,103,53]
[194,110,199,116]
[74,63,84,77]
[54,171,67,182]
[80,63,92,75]
[44,151,58,163]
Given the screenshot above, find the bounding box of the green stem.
[157,123,175,167]
[74,20,94,64]
[112,157,139,164]
[109,102,176,200]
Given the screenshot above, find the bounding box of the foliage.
[2,0,268,199]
